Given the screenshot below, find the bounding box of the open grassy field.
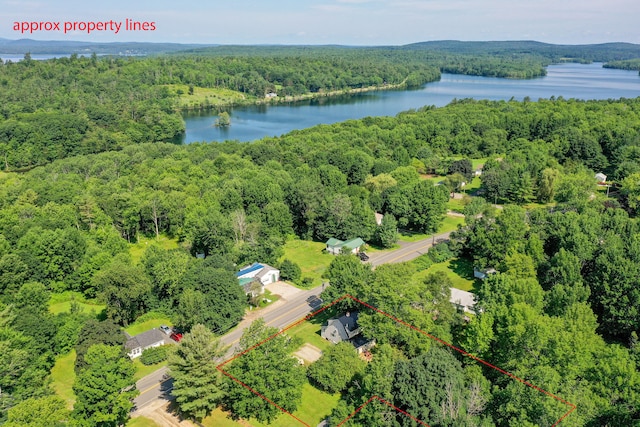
[398,214,465,243]
[125,316,173,337]
[166,84,254,109]
[203,382,339,427]
[280,239,334,288]
[48,291,106,317]
[127,416,162,427]
[133,358,169,382]
[51,350,76,409]
[129,235,180,264]
[286,310,334,353]
[414,258,477,292]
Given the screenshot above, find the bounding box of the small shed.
[474,267,497,280]
[325,238,365,255]
[595,172,607,183]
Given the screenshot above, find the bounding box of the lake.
[183,62,640,144]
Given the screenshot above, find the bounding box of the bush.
[140,345,169,365]
[410,253,433,272]
[428,242,455,263]
[300,277,314,287]
[279,259,302,282]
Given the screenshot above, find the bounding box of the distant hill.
[402,40,640,62]
[1,39,639,62]
[0,38,216,55]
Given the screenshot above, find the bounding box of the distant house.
[265,92,278,98]
[449,288,477,314]
[237,262,280,295]
[595,172,607,183]
[321,312,361,344]
[474,267,497,280]
[125,329,170,359]
[325,238,365,255]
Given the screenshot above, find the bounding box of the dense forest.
[2,41,640,425]
[1,92,640,424]
[3,41,640,171]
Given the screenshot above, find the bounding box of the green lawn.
[280,239,334,288]
[51,350,76,409]
[133,358,169,382]
[414,258,477,292]
[203,408,245,427]
[129,235,180,264]
[125,317,173,337]
[48,291,106,317]
[204,382,339,427]
[166,84,254,109]
[127,416,161,427]
[286,311,333,353]
[398,214,465,243]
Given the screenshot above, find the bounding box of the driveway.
[265,281,303,300]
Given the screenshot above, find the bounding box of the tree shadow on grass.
[449,257,482,292]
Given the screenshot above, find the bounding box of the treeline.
[604,58,640,71]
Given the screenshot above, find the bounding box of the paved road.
[133,285,323,412]
[367,230,453,266]
[133,231,453,412]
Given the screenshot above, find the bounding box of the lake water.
[182,63,640,144]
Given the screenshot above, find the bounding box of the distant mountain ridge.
[401,40,640,62]
[0,38,216,55]
[1,39,639,62]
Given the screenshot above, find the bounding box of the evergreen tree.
[169,324,227,421]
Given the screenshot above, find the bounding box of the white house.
[449,288,478,314]
[125,329,169,359]
[595,172,607,183]
[325,238,365,255]
[237,262,280,294]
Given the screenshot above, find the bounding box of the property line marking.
[217,294,577,426]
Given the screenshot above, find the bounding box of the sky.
[1,0,638,46]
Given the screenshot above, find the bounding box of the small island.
[214,111,231,127]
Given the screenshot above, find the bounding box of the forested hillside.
[1,96,640,424]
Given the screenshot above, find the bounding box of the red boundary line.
[217,294,576,426]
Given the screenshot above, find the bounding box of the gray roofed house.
[125,328,170,359]
[321,312,361,344]
[449,288,477,314]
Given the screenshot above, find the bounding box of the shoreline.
[176,78,424,113]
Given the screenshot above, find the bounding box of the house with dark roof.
[321,312,361,344]
[125,329,170,359]
[237,262,280,295]
[325,238,365,255]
